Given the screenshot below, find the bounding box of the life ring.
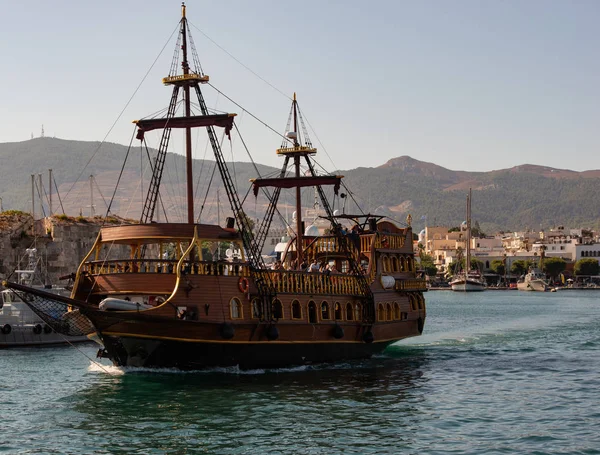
[43,324,53,334]
[1,324,11,335]
[238,277,250,294]
[33,324,43,335]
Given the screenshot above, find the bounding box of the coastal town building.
[418,224,600,276]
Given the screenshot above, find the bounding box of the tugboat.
[3,4,426,370]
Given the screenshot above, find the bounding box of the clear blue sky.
[1,0,598,172]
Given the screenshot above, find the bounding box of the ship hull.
[100,334,398,370]
[0,328,88,348]
[517,280,548,292]
[450,279,486,292]
[88,308,424,370]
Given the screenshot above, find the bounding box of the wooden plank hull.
[101,333,403,370]
[88,309,424,369]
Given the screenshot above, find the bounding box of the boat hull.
[517,280,548,292]
[0,326,88,348]
[100,334,398,370]
[86,306,424,369]
[450,279,486,292]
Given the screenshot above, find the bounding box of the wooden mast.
[181,3,194,224]
[292,93,303,265]
[466,188,471,276]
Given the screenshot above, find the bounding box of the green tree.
[419,251,434,265]
[574,258,600,276]
[418,249,437,277]
[472,220,486,238]
[470,257,484,271]
[490,259,505,276]
[239,211,256,233]
[542,257,567,280]
[423,264,438,277]
[510,260,531,276]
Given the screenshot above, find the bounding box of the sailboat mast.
[181,4,194,224]
[466,188,471,274]
[292,93,303,264]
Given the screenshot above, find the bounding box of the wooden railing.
[254,270,363,296]
[375,233,406,249]
[302,234,376,259]
[394,279,427,291]
[83,259,250,277]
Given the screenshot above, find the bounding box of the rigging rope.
[52,176,66,215]
[62,22,179,204]
[232,123,291,230]
[208,83,291,144]
[189,22,290,100]
[141,140,170,222]
[197,161,218,223]
[297,106,338,173]
[91,176,110,212]
[105,127,136,219]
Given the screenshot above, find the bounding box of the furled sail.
[134,114,236,140]
[250,176,343,196]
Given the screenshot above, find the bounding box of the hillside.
[1,138,600,232]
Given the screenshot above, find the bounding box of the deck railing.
[83,259,364,295]
[375,233,406,249]
[254,270,363,296]
[83,259,250,277]
[394,279,428,291]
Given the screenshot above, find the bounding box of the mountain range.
[1,137,599,233]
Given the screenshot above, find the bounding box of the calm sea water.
[1,290,600,455]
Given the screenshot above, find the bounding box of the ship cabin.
[72,222,244,308]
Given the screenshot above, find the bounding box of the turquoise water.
[1,290,599,454]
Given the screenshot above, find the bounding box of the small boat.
[450,189,486,292]
[449,270,487,292]
[517,245,549,292]
[517,267,549,292]
[3,4,426,370]
[1,248,88,347]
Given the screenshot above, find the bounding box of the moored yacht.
[450,189,486,292]
[1,248,88,347]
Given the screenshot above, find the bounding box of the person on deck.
[309,259,320,273]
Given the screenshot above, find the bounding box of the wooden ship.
[3,4,426,370]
